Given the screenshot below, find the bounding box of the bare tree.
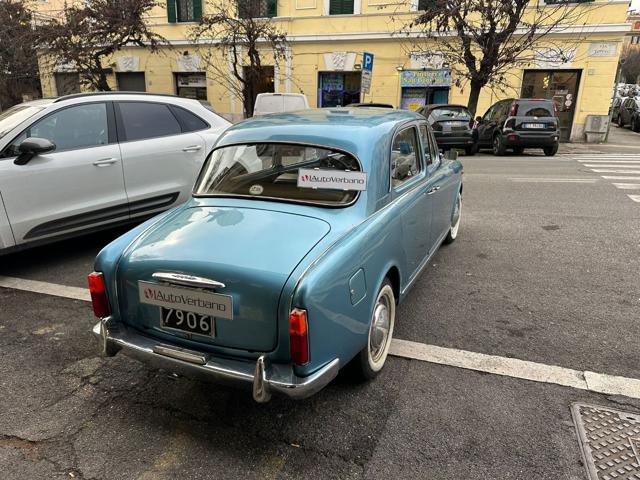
[38,0,166,91]
[399,0,597,115]
[191,0,287,117]
[0,0,41,109]
[621,46,640,85]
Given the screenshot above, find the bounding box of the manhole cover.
[572,403,640,480]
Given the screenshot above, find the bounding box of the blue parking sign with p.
[363,52,374,72]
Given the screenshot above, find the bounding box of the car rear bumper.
[434,133,476,149]
[502,132,559,147]
[92,318,340,403]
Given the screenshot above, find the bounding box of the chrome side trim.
[92,321,340,403]
[152,272,226,289]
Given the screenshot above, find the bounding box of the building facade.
[37,0,631,141]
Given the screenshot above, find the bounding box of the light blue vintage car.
[89,108,463,402]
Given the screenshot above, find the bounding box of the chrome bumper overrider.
[92,318,340,403]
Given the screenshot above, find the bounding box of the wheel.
[633,118,640,133]
[618,116,624,128]
[353,279,396,380]
[512,146,524,155]
[465,144,477,156]
[444,191,462,244]
[543,145,558,156]
[492,134,506,156]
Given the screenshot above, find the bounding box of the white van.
[253,93,309,116]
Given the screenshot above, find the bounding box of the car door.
[477,104,498,145]
[0,101,127,245]
[391,124,432,278]
[115,101,208,220]
[424,126,459,247]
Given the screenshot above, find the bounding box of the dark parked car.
[611,97,625,124]
[616,97,640,129]
[417,104,477,155]
[346,102,394,108]
[476,98,560,156]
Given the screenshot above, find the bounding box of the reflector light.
[88,272,110,318]
[289,308,309,365]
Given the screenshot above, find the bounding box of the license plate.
[160,307,215,337]
[138,281,233,319]
[524,123,545,129]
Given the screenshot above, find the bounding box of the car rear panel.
[115,205,331,352]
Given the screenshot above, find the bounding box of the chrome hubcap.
[369,296,391,362]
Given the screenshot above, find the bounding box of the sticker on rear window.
[249,184,264,195]
[297,168,367,191]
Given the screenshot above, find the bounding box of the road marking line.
[601,176,640,180]
[577,160,640,164]
[0,276,90,302]
[1,276,640,399]
[509,178,597,183]
[590,169,640,174]
[583,164,640,168]
[612,183,640,190]
[390,339,640,399]
[628,194,640,203]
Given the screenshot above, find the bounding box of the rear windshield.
[428,107,471,123]
[195,143,364,206]
[516,101,554,117]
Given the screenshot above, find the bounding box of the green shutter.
[418,0,435,10]
[193,0,202,21]
[266,0,276,17]
[330,0,353,14]
[167,0,177,22]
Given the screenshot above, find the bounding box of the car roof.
[346,102,394,108]
[217,108,423,162]
[423,104,470,110]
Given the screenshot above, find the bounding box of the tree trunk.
[96,70,111,91]
[467,79,484,117]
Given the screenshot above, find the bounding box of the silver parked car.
[0,92,230,254]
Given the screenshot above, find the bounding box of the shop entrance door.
[521,70,581,141]
[318,72,362,107]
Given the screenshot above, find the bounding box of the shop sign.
[400,70,451,88]
[588,42,617,57]
[322,74,344,92]
[177,74,206,87]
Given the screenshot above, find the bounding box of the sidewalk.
[561,125,640,154]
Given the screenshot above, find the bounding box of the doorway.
[116,72,146,92]
[521,69,582,141]
[318,72,362,107]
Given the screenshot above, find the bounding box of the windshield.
[428,107,471,123]
[195,143,364,206]
[0,105,45,139]
[517,101,555,117]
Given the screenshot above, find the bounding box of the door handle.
[426,186,440,195]
[182,145,202,152]
[93,158,118,167]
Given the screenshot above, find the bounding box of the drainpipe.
[604,59,624,143]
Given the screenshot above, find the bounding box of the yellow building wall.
[36,0,630,140]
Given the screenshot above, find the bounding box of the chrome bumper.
[92,318,340,403]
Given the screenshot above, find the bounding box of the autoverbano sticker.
[297,168,367,191]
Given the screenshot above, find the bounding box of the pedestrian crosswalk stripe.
[582,164,640,167]
[601,176,640,180]
[628,194,640,203]
[612,183,640,190]
[590,169,640,173]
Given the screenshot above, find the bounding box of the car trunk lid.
[115,206,330,352]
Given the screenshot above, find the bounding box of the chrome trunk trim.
[151,272,226,289]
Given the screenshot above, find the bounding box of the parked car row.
[612,96,640,132]
[415,98,560,157]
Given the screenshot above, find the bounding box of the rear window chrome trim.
[192,140,364,209]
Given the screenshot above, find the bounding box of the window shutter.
[193,0,202,21]
[167,0,177,22]
[330,0,353,14]
[266,0,277,17]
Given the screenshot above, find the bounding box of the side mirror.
[14,137,55,166]
[444,149,458,161]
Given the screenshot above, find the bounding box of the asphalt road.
[1,150,639,479]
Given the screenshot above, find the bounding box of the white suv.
[0,92,230,254]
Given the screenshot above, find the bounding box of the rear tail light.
[509,101,518,116]
[88,272,110,318]
[289,308,309,365]
[507,134,518,141]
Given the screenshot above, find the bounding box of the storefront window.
[176,73,207,100]
[399,69,451,111]
[318,72,361,107]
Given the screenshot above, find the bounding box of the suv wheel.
[492,134,506,156]
[543,145,558,156]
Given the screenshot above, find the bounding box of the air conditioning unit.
[584,115,609,143]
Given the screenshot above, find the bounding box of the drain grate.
[572,403,640,480]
